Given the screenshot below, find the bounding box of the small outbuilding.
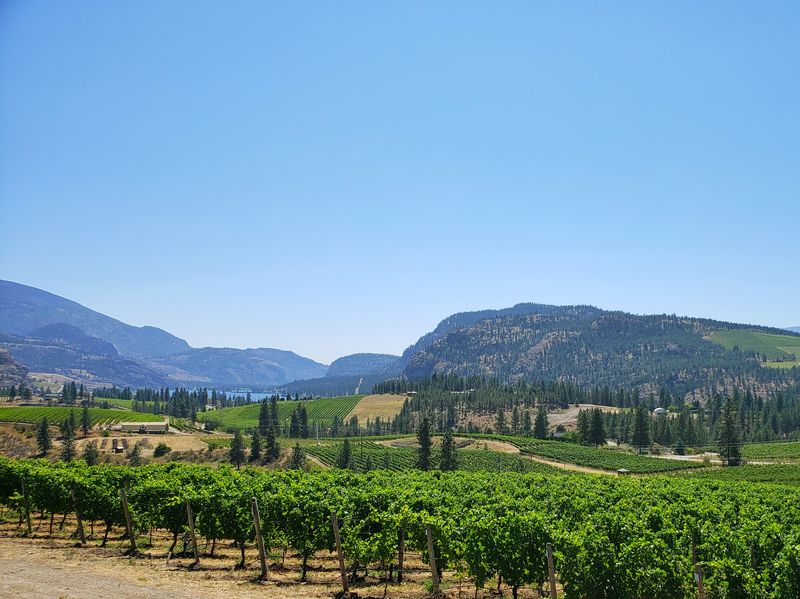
[116,421,169,434]
[653,407,669,416]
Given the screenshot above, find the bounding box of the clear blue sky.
[1,1,798,364]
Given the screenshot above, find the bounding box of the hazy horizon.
[2,2,799,363]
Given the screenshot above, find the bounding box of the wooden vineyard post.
[119,488,137,554]
[692,541,706,599]
[251,498,269,580]
[71,489,86,545]
[397,529,405,584]
[20,477,32,536]
[331,511,349,593]
[185,500,200,568]
[546,542,557,599]
[426,524,440,595]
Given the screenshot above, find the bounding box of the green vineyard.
[2,457,800,598]
[511,438,704,473]
[0,406,157,426]
[304,439,554,474]
[197,395,364,430]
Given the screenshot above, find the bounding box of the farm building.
[114,420,169,434]
[653,407,669,416]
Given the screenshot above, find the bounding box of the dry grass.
[346,394,407,422]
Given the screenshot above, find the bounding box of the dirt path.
[519,453,617,476]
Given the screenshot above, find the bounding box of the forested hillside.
[403,309,800,397]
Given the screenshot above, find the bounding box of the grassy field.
[197,395,364,430]
[708,329,800,367]
[0,406,156,426]
[345,393,406,421]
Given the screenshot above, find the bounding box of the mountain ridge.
[0,280,326,387]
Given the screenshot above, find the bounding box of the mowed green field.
[708,329,800,367]
[197,395,364,430]
[0,406,156,426]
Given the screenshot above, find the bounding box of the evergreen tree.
[81,405,91,437]
[336,438,352,469]
[495,408,507,434]
[363,454,374,472]
[522,409,533,436]
[270,396,279,429]
[533,405,549,439]
[289,410,301,438]
[589,408,607,447]
[290,443,306,469]
[250,430,262,462]
[417,416,432,471]
[511,405,520,434]
[440,429,457,471]
[82,441,99,466]
[60,414,76,462]
[576,409,591,444]
[128,442,142,466]
[299,406,309,438]
[264,424,280,462]
[258,400,271,436]
[632,406,651,453]
[718,398,743,466]
[36,417,51,455]
[229,430,246,469]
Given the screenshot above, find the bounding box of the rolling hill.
[402,307,800,397]
[0,280,189,359]
[0,280,326,388]
[326,353,401,377]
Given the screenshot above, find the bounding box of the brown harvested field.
[346,394,406,421]
[77,433,211,458]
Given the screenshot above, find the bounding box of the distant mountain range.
[0,280,326,388]
[788,326,800,333]
[1,279,798,395]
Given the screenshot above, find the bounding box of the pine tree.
[82,441,99,466]
[632,406,651,453]
[290,443,306,469]
[81,405,91,437]
[511,405,520,435]
[270,396,279,429]
[300,406,309,438]
[589,408,607,447]
[417,416,432,471]
[522,409,533,436]
[533,405,549,439]
[363,454,373,472]
[576,409,591,444]
[60,415,76,462]
[718,398,743,466]
[229,430,245,469]
[336,438,352,469]
[128,442,142,466]
[258,400,271,436]
[36,417,51,455]
[264,424,280,462]
[440,429,457,471]
[495,408,507,434]
[250,430,262,462]
[289,410,301,438]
